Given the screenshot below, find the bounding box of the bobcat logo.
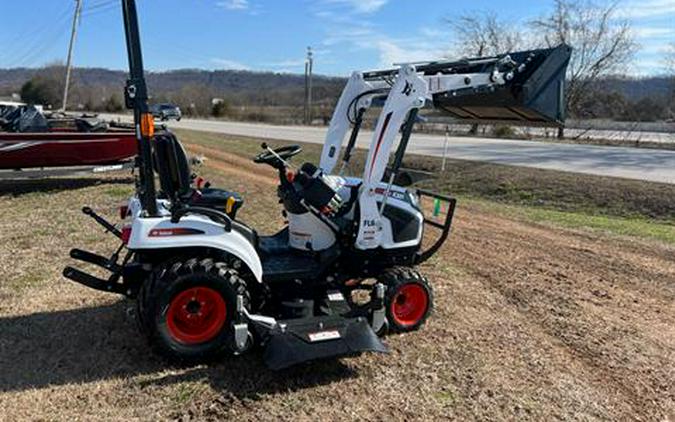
[402,81,412,96]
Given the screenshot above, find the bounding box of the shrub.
[20,77,61,107]
[492,125,516,138]
[212,101,230,117]
[103,95,124,112]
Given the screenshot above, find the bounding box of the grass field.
[0,130,673,421]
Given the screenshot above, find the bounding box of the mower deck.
[263,314,387,371]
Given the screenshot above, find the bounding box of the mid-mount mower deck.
[63,0,571,370]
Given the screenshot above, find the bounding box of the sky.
[0,0,672,76]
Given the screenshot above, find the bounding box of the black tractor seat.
[153,132,244,220]
[153,132,260,247]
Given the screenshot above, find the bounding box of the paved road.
[102,114,675,184]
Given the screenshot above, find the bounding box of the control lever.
[82,207,123,239]
[261,143,294,169]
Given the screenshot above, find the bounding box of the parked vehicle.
[150,103,182,121]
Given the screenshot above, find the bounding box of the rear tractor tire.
[379,266,433,333]
[136,257,250,364]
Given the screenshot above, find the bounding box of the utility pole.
[304,46,313,125]
[62,0,83,112]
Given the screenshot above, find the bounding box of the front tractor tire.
[380,267,434,333]
[137,257,249,364]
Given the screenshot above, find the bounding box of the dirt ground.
[0,144,673,421]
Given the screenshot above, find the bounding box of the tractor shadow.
[0,301,357,397]
[0,176,133,197]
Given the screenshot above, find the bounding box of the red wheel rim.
[166,287,227,345]
[391,283,428,327]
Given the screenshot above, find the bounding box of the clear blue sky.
[0,0,672,76]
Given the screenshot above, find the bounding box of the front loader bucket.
[432,44,572,127]
[263,315,387,371]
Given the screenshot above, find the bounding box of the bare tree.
[666,42,675,74]
[168,84,213,117]
[446,12,524,58]
[665,42,675,119]
[531,0,636,137]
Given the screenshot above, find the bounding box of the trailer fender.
[127,216,263,283]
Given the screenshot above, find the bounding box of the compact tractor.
[64,0,571,369]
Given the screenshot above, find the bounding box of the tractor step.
[63,266,126,295]
[261,253,321,283]
[263,314,387,370]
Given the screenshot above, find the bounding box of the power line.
[1,5,73,67]
[86,0,117,10]
[81,0,119,17]
[12,18,74,68]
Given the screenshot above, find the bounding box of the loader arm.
[316,44,571,250]
[355,65,428,249]
[354,68,512,249]
[318,69,506,173]
[319,72,387,174]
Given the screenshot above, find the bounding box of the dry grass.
[0,134,673,421]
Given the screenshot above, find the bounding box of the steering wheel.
[253,143,303,167]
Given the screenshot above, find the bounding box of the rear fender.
[127,215,263,283]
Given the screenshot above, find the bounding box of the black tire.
[379,266,433,333]
[136,257,250,364]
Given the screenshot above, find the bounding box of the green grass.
[525,208,675,244]
[173,383,206,405]
[466,197,675,245]
[434,389,457,406]
[175,129,267,157]
[104,186,134,197]
[8,270,45,291]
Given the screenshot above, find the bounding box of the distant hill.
[2,67,671,103]
[595,76,673,101]
[0,67,346,107]
[1,67,671,124]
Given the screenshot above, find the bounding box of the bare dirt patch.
[185,143,278,187]
[0,144,673,420]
